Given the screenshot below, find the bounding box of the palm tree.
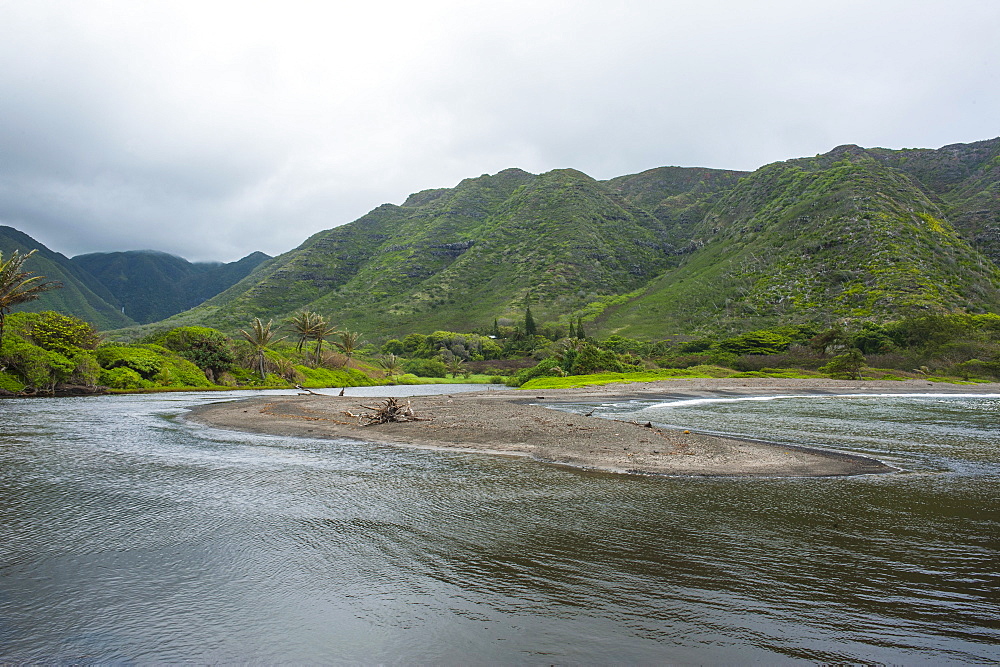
[375,353,403,382]
[239,318,285,380]
[311,317,340,366]
[334,331,362,368]
[0,249,61,347]
[288,310,320,353]
[445,355,466,378]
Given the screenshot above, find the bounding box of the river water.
[1,387,997,663]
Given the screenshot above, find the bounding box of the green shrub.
[96,345,164,379]
[381,339,405,355]
[952,359,1000,381]
[0,336,74,387]
[6,311,100,355]
[850,322,894,354]
[676,338,713,353]
[0,371,25,392]
[99,367,150,390]
[571,344,628,375]
[157,326,236,377]
[717,330,795,355]
[596,335,650,356]
[296,365,377,388]
[507,358,563,387]
[154,357,210,387]
[263,373,288,386]
[67,350,101,385]
[821,349,866,379]
[404,358,447,378]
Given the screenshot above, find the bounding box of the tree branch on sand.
[344,397,432,426]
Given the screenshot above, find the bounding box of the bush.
[67,350,101,385]
[381,339,405,355]
[717,330,795,356]
[506,358,564,387]
[154,357,210,387]
[733,346,826,372]
[0,371,25,392]
[850,323,894,354]
[158,326,236,377]
[821,349,866,380]
[403,358,448,378]
[96,345,164,379]
[296,365,377,388]
[597,335,650,356]
[571,344,628,375]
[99,367,150,390]
[0,336,74,388]
[11,311,101,355]
[952,359,1000,381]
[676,338,713,353]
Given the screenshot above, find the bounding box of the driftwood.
[344,397,432,426]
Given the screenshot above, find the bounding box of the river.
[1,387,997,663]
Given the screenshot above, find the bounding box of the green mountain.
[595,143,1000,337]
[70,250,271,324]
[1,225,270,328]
[176,138,998,340]
[865,137,1000,264]
[25,138,1000,342]
[0,225,135,330]
[158,165,743,336]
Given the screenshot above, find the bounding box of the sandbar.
[185,377,1000,478]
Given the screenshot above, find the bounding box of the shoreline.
[184,378,1000,478]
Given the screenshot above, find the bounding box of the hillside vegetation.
[132,138,1000,342]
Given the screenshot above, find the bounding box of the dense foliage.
[3,306,999,396]
[0,311,380,394]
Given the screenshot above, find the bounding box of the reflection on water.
[0,389,997,663]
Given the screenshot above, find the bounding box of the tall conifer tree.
[524,306,537,337]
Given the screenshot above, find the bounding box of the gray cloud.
[1,0,997,261]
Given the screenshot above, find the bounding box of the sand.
[185,377,1000,478]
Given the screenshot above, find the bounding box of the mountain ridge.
[1,226,271,327]
[142,137,999,340]
[7,137,999,341]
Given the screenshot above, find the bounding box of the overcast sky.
[1,1,997,262]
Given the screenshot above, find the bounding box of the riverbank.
[186,377,1000,477]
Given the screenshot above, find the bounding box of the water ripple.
[1,390,997,663]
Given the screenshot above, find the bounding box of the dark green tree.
[576,317,585,340]
[820,348,866,380]
[524,306,537,337]
[161,326,235,381]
